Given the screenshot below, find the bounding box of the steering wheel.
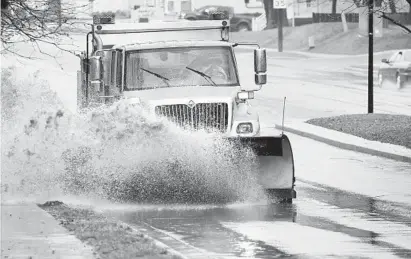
[204,63,228,81]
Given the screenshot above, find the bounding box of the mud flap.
[227,134,296,200]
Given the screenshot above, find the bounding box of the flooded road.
[101,133,411,259]
[102,181,411,259]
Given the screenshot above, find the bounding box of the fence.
[312,13,359,23]
[312,12,411,25]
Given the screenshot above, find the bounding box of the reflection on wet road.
[103,181,411,259]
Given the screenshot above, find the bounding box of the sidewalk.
[274,120,411,163]
[1,202,96,259]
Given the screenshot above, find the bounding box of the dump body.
[76,19,296,202]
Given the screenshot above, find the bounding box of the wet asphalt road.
[102,133,411,259]
[103,182,411,259]
[234,48,411,124]
[98,48,411,259]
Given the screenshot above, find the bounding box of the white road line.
[222,221,401,259]
[295,181,328,191]
[296,198,411,251]
[140,222,247,259]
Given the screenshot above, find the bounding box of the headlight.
[237,122,253,134]
[237,91,254,100]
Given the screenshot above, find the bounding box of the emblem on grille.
[187,100,196,109]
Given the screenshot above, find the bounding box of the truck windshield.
[124,46,239,91]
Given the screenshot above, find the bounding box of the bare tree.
[372,0,411,33]
[1,0,90,58]
[332,0,337,14]
[263,0,275,29]
[261,0,411,33]
[388,0,397,13]
[263,0,289,29]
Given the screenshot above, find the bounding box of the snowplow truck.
[76,18,296,203]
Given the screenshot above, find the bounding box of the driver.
[200,55,229,82]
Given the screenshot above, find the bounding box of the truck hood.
[122,86,240,106]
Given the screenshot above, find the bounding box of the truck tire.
[266,188,296,204]
[237,22,251,32]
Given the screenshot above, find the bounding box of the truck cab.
[78,20,267,138]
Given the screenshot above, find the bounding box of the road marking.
[222,221,401,259]
[296,181,327,191]
[139,222,239,259]
[297,198,411,252]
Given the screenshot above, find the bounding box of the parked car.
[378,50,411,89]
[179,5,259,32]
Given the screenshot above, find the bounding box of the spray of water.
[1,66,266,205]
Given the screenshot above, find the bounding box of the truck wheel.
[266,189,295,204]
[237,23,250,32]
[279,198,293,204]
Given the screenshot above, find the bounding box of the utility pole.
[278,9,283,52]
[368,0,374,113]
[274,0,286,52]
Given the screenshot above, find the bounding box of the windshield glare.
[124,46,239,91]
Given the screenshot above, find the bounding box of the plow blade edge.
[227,134,296,200]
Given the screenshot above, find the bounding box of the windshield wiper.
[140,68,170,87]
[185,66,217,86]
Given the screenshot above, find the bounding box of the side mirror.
[255,74,267,85]
[254,48,267,86]
[254,48,267,73]
[381,58,389,63]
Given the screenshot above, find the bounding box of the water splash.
[1,66,266,205]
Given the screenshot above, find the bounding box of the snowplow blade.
[227,134,296,201]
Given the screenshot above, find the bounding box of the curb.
[274,123,411,164]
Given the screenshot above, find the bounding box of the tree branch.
[379,12,411,34]
[1,0,89,60]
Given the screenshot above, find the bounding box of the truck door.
[78,49,118,108]
[93,49,123,106]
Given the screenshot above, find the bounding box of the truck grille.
[155,103,229,133]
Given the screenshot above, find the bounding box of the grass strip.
[306,114,411,149]
[38,201,184,259]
